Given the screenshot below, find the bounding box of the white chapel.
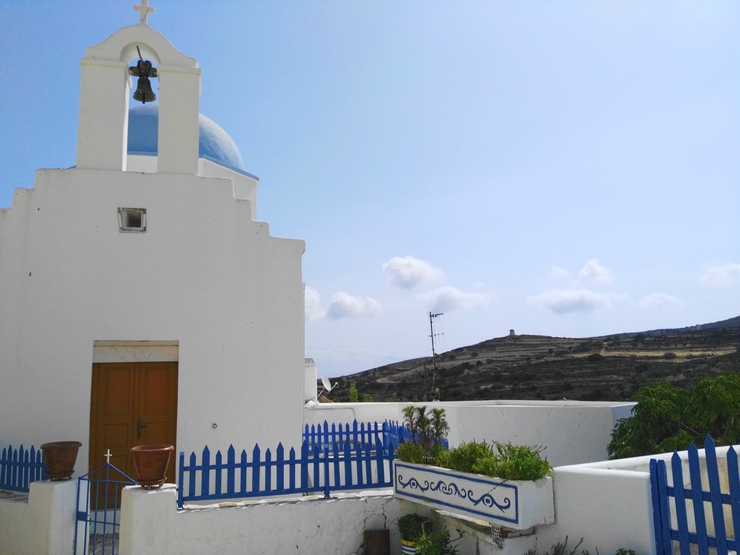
[0,5,307,480]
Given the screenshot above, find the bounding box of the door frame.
[89,341,179,476]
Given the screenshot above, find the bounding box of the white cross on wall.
[133,0,155,26]
[104,449,113,464]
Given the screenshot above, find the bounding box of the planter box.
[393,461,554,530]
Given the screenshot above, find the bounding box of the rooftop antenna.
[318,375,336,398]
[429,311,443,400]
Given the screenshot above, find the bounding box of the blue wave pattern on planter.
[397,473,512,512]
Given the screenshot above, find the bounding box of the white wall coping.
[555,442,740,473]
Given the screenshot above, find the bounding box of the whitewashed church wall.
[125,157,259,218]
[304,358,317,402]
[0,480,77,555]
[198,159,258,214]
[0,166,306,475]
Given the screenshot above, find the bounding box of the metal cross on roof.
[133,0,155,26]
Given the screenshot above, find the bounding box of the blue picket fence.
[178,421,408,508]
[650,435,740,555]
[302,420,407,453]
[0,444,46,493]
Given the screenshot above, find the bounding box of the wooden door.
[89,362,178,485]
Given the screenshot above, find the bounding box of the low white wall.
[536,444,740,555]
[120,485,408,555]
[0,480,77,555]
[452,402,634,467]
[306,400,634,467]
[537,466,654,555]
[119,484,538,555]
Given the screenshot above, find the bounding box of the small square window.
[118,208,147,232]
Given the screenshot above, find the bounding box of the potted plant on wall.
[40,441,82,481]
[393,406,555,530]
[396,513,432,555]
[130,444,174,489]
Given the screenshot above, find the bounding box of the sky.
[1,1,738,377]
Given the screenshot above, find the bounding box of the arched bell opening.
[77,26,201,175]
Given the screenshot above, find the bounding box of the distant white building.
[0,16,307,480]
[510,329,516,336]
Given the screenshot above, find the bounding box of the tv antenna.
[429,311,443,400]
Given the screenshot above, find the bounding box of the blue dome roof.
[127,104,246,172]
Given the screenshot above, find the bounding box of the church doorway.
[89,361,178,486]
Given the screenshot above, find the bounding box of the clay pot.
[40,441,82,481]
[130,444,174,489]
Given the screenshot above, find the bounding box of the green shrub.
[443,441,494,473]
[415,528,464,555]
[396,442,427,464]
[472,442,552,481]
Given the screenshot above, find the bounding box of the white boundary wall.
[0,480,77,555]
[306,400,634,467]
[537,444,740,555]
[120,485,406,555]
[119,485,534,555]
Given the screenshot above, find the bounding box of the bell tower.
[76,2,201,175]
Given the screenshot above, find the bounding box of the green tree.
[608,372,740,458]
[431,408,449,445]
[361,393,374,402]
[348,383,359,403]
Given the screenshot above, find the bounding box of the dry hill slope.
[324,316,740,403]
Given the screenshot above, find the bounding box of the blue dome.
[127,104,246,172]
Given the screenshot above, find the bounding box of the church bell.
[131,58,157,104]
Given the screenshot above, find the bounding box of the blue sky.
[1,1,738,377]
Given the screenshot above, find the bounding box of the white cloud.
[700,262,740,288]
[382,256,444,289]
[550,266,570,279]
[638,293,681,311]
[305,286,323,320]
[528,289,612,314]
[325,292,381,320]
[420,286,489,312]
[578,259,612,284]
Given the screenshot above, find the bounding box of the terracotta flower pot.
[130,444,174,489]
[40,441,82,481]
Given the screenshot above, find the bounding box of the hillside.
[323,316,740,403]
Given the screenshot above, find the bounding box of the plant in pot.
[40,441,82,481]
[130,444,174,489]
[396,513,432,555]
[395,409,555,530]
[415,528,464,555]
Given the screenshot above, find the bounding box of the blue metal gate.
[74,463,135,555]
[650,435,740,555]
